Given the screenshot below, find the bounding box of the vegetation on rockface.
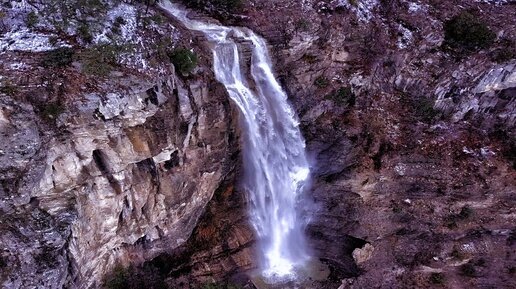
[301,53,318,64]
[150,36,174,63]
[216,0,244,11]
[37,0,160,34]
[111,16,126,35]
[41,47,75,68]
[30,1,198,79]
[349,0,359,7]
[42,0,108,33]
[0,80,18,96]
[314,76,330,88]
[25,11,38,28]
[398,91,439,123]
[202,283,242,289]
[459,262,477,277]
[103,264,166,289]
[443,11,496,52]
[189,0,244,12]
[491,38,516,63]
[46,0,107,20]
[169,48,198,75]
[413,97,438,123]
[295,19,311,32]
[133,0,157,13]
[458,205,473,219]
[429,272,445,285]
[40,102,65,120]
[79,44,131,76]
[444,205,473,229]
[41,0,138,43]
[141,13,164,29]
[401,94,439,123]
[37,32,142,79]
[103,263,242,289]
[326,87,356,106]
[77,22,94,43]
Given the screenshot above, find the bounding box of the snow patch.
[397,24,414,49]
[474,0,510,5]
[0,30,54,52]
[153,147,177,164]
[394,163,407,176]
[94,3,138,44]
[9,62,30,70]
[407,2,428,13]
[462,147,476,156]
[480,147,496,157]
[341,0,379,22]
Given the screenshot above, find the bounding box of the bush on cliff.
[314,76,329,88]
[443,12,495,52]
[25,11,38,28]
[429,272,445,284]
[103,264,166,289]
[0,80,18,96]
[327,87,356,106]
[490,38,516,63]
[41,102,65,120]
[188,0,244,13]
[41,47,75,68]
[169,48,198,75]
[202,283,242,289]
[79,44,130,77]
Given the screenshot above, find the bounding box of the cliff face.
[238,0,516,288]
[0,1,238,288]
[171,0,515,288]
[1,0,515,289]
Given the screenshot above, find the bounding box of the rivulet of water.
[160,1,311,280]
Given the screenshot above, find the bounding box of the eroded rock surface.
[1,0,515,289]
[0,1,237,288]
[237,0,516,288]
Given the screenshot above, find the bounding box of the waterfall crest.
[160,1,311,279]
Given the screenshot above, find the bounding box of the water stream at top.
[160,1,312,280]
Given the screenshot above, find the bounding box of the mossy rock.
[444,12,496,52]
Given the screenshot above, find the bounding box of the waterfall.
[160,1,311,279]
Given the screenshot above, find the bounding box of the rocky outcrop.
[1,0,515,288]
[107,1,514,288]
[0,68,237,288]
[0,2,238,288]
[230,0,516,288]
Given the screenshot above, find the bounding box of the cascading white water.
[160,1,311,279]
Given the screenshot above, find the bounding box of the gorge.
[0,0,515,289]
[160,0,312,280]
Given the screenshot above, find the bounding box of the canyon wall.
[0,0,515,288]
[0,1,238,288]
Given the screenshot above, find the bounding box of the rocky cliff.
[1,1,238,288]
[1,0,515,289]
[167,0,515,288]
[239,0,516,288]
